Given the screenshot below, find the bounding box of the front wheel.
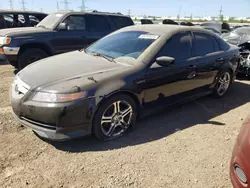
[92,94,137,141]
[213,70,232,97]
[18,48,48,69]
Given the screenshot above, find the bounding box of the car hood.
[0,27,53,37]
[17,51,130,88]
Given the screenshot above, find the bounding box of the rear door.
[190,32,225,90]
[143,32,199,107]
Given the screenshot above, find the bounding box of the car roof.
[0,9,47,15]
[54,10,130,18]
[117,24,215,36]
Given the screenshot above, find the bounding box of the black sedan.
[11,25,240,141]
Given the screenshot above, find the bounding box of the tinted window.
[86,31,158,59]
[193,32,216,56]
[158,32,192,61]
[217,37,230,51]
[109,16,134,28]
[63,15,86,30]
[87,15,111,32]
[29,15,43,26]
[2,14,26,28]
[211,37,219,51]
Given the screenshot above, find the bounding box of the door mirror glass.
[58,23,67,31]
[156,56,175,66]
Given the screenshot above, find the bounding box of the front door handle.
[189,65,196,69]
[216,58,224,63]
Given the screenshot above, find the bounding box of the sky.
[1,0,250,17]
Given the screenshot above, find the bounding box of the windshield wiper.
[91,53,116,63]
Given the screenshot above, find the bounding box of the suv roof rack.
[92,10,123,15]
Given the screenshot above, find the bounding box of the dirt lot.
[1,64,250,188]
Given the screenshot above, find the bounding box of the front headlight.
[0,36,12,46]
[32,91,87,103]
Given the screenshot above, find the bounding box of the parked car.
[0,11,134,69]
[230,114,250,187]
[0,10,47,29]
[11,25,239,142]
[200,21,231,35]
[222,27,250,76]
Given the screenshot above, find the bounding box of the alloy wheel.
[217,72,231,96]
[100,100,133,138]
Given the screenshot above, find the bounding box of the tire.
[213,70,232,98]
[92,94,137,141]
[18,48,48,69]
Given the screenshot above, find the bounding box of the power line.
[9,0,13,10]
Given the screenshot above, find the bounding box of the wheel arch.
[89,90,142,133]
[18,42,53,57]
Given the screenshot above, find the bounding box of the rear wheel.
[92,94,137,141]
[213,70,232,97]
[18,48,48,69]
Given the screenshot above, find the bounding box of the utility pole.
[57,1,60,10]
[9,0,13,9]
[177,5,182,21]
[61,0,70,10]
[128,9,131,16]
[80,0,86,11]
[20,0,26,10]
[219,6,223,21]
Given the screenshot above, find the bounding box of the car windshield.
[85,31,159,60]
[36,13,63,29]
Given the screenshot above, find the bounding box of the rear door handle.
[216,58,224,63]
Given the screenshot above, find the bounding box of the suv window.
[109,16,134,29]
[193,32,217,56]
[158,32,192,61]
[2,14,26,28]
[29,15,42,26]
[87,15,111,32]
[63,15,86,30]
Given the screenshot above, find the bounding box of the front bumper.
[0,47,20,67]
[11,82,95,141]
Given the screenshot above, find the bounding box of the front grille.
[21,117,56,130]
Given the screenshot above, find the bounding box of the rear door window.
[193,32,218,56]
[86,15,111,32]
[109,16,134,29]
[2,14,26,28]
[157,32,192,61]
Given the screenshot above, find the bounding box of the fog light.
[235,165,248,184]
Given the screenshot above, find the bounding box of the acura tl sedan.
[11,25,240,141]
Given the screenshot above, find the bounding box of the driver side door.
[143,32,198,108]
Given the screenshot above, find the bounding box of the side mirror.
[58,23,67,31]
[156,56,175,66]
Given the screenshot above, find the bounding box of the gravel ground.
[1,64,249,188]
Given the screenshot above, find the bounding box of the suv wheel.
[18,48,48,69]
